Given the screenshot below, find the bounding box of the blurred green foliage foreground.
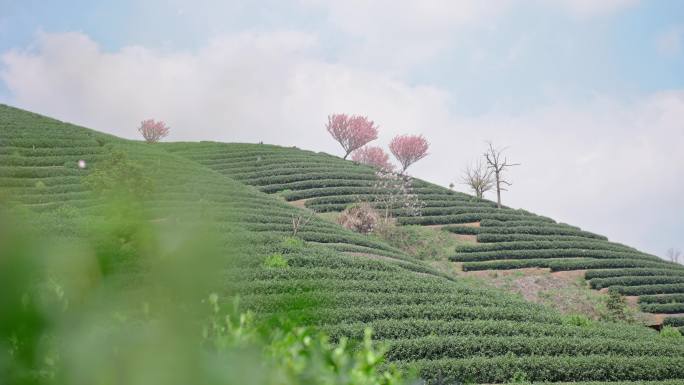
[0,201,407,385]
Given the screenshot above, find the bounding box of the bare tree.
[291,211,316,237]
[483,142,520,209]
[461,159,495,199]
[667,248,682,264]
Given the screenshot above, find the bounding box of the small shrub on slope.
[263,253,289,269]
[279,236,306,253]
[659,326,683,339]
[338,202,380,234]
[83,148,153,198]
[563,314,592,328]
[604,289,634,323]
[375,223,459,260]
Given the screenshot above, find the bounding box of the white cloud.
[2,31,683,257]
[300,0,516,72]
[656,25,683,57]
[298,0,639,72]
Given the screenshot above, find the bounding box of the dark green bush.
[663,317,684,327]
[590,276,684,290]
[452,249,658,263]
[455,240,638,254]
[640,303,684,314]
[611,283,684,296]
[405,355,684,384]
[384,335,684,361]
[587,269,684,280]
[639,293,684,304]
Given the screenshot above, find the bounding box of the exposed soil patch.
[464,267,663,326]
[463,267,607,318]
[424,223,479,244]
[452,234,477,243]
[287,198,309,209]
[550,269,587,279]
[649,313,684,326]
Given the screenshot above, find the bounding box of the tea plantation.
[162,140,684,319]
[1,104,684,384]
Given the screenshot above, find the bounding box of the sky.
[1,0,683,258]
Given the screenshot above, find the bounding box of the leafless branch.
[291,210,316,237]
[461,159,495,199]
[483,141,520,209]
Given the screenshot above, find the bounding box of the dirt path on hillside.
[287,198,309,209]
[464,267,675,326]
[649,313,684,325]
[550,270,587,279]
[462,267,609,317]
[425,222,480,244]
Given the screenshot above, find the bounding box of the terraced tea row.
[162,142,551,226]
[450,218,684,313]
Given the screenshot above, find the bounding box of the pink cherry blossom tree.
[389,134,429,173]
[351,146,394,171]
[138,119,170,143]
[326,114,379,159]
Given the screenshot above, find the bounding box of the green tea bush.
[405,355,684,384]
[263,253,289,268]
[659,326,683,339]
[476,233,609,243]
[479,218,556,227]
[640,303,684,314]
[605,289,632,323]
[550,258,673,271]
[563,314,593,327]
[590,276,684,290]
[639,293,684,304]
[611,283,684,296]
[587,269,684,280]
[82,148,153,198]
[324,318,655,343]
[663,317,684,327]
[451,249,658,263]
[455,240,637,253]
[446,224,606,239]
[463,257,681,272]
[383,335,684,361]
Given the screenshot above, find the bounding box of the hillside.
[2,103,684,384]
[162,140,684,322]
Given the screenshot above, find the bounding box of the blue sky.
[1,0,683,257]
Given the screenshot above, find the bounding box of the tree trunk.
[495,171,502,208]
[343,151,350,160]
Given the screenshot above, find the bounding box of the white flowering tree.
[371,171,424,221]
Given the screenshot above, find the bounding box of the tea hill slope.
[163,141,684,321]
[1,104,684,384]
